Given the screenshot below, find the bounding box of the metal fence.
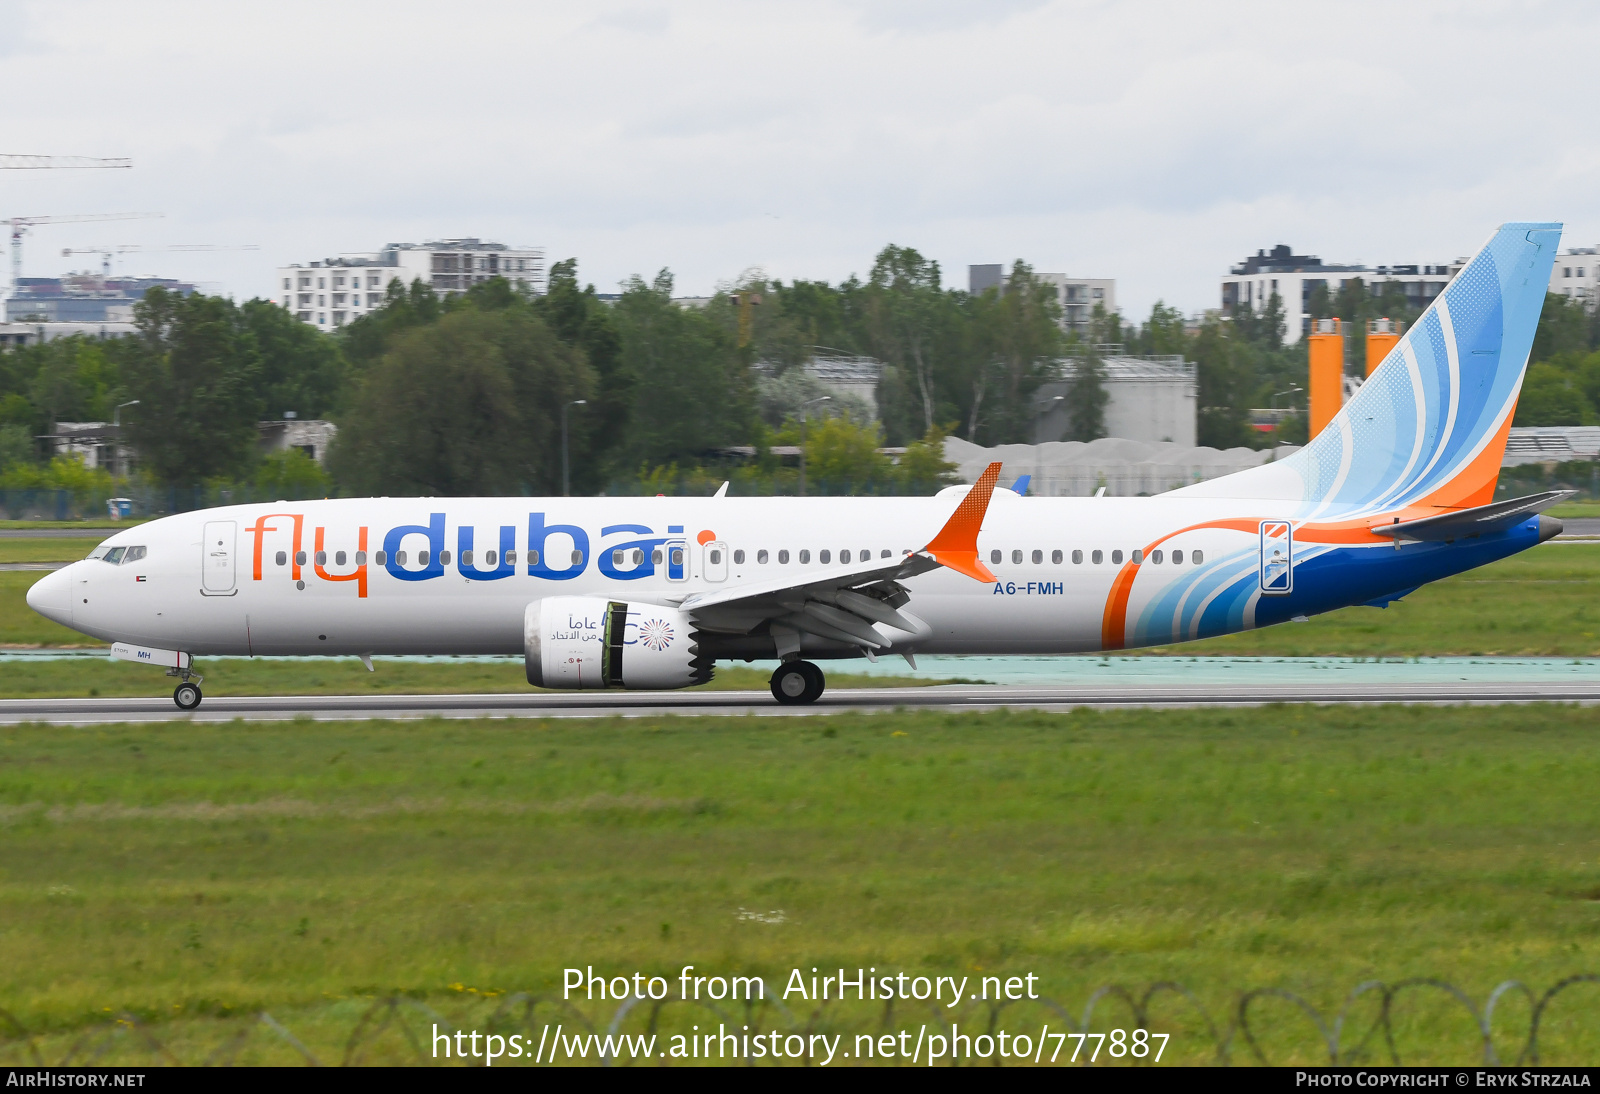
[3,975,1595,1067]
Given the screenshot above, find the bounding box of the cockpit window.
[87,545,109,560]
[103,547,126,564]
[124,546,147,563]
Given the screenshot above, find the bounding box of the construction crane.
[61,243,261,277]
[0,155,132,170]
[7,212,163,293]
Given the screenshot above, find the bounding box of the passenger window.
[881,549,891,558]
[417,550,429,566]
[613,549,625,566]
[276,551,287,566]
[1072,550,1083,564]
[632,549,644,565]
[1052,549,1062,564]
[1171,549,1182,564]
[1131,550,1142,564]
[1112,550,1124,564]
[1151,550,1163,564]
[860,548,869,561]
[1032,550,1043,564]
[484,550,496,566]
[527,550,538,565]
[463,550,474,565]
[104,547,126,564]
[505,550,516,564]
[440,551,451,565]
[374,550,385,565]
[569,550,580,565]
[356,551,367,565]
[757,549,769,564]
[820,549,831,563]
[125,546,147,563]
[1011,550,1022,564]
[799,550,811,564]
[296,551,308,566]
[652,549,663,565]
[395,551,407,565]
[709,549,722,565]
[316,551,327,565]
[733,549,745,564]
[840,549,850,564]
[1091,550,1103,564]
[670,548,683,566]
[335,551,347,566]
[990,549,1002,564]
[1192,549,1204,564]
[778,550,790,564]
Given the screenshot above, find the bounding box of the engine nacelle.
[525,596,712,690]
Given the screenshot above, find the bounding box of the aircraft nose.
[26,565,73,626]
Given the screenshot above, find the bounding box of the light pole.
[796,395,830,498]
[111,400,139,479]
[561,399,586,497]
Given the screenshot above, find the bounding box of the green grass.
[0,538,102,563]
[0,573,91,647]
[0,705,1598,1066]
[1548,502,1600,519]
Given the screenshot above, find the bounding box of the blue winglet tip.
[1011,474,1031,496]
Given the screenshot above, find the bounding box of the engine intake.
[525,596,713,690]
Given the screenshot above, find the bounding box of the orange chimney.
[1365,317,1402,377]
[1308,317,1344,438]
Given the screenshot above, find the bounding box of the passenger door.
[201,520,237,595]
[703,540,728,582]
[1258,520,1292,595]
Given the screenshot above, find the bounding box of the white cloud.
[1,0,1596,320]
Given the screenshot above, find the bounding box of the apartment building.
[1219,244,1465,345]
[968,264,1116,336]
[275,239,545,329]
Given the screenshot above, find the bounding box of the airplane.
[27,223,1570,710]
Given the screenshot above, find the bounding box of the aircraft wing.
[671,462,1003,655]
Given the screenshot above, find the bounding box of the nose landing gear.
[770,660,825,705]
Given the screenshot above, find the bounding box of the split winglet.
[922,461,1002,583]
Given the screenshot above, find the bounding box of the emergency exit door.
[201,520,237,594]
[1258,520,1292,595]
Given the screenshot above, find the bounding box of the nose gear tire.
[173,683,202,710]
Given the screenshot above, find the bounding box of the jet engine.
[525,596,713,690]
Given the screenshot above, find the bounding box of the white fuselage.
[28,490,1532,662]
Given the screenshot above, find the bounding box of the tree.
[863,245,948,435]
[116,288,262,485]
[972,261,1062,444]
[340,277,443,369]
[610,270,753,471]
[1514,362,1589,426]
[1065,344,1108,442]
[533,260,627,491]
[243,299,346,419]
[330,305,592,495]
[1533,293,1593,361]
[1192,317,1253,449]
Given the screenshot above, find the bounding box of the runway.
[4,680,1600,725]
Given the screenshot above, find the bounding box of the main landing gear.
[770,660,825,706]
[167,666,205,710]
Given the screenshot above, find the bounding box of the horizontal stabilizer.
[1369,490,1574,543]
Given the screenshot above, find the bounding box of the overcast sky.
[2,0,1598,321]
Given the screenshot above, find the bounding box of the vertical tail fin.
[1173,222,1562,517]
